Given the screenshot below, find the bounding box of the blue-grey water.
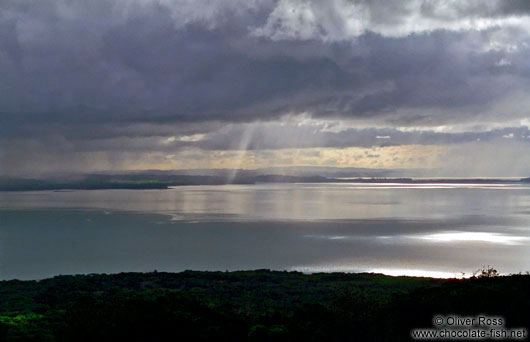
[1,183,529,280]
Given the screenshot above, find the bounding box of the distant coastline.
[1,174,529,191]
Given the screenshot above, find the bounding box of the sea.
[1,183,529,280]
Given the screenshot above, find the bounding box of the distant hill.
[1,170,529,191]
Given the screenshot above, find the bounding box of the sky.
[1,0,530,176]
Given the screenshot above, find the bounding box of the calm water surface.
[1,183,529,279]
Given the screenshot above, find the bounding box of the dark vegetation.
[0,270,528,341]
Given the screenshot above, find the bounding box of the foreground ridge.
[1,270,528,341]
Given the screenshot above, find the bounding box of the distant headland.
[1,168,529,191]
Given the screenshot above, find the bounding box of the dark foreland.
[0,270,528,341]
[1,168,529,191]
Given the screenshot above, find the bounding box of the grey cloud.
[1,0,529,128]
[426,0,530,17]
[19,122,526,154]
[180,124,530,150]
[1,0,530,173]
[253,0,530,41]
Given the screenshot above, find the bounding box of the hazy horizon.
[2,165,530,179]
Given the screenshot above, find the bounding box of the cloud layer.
[1,0,529,175]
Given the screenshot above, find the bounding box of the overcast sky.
[1,0,530,176]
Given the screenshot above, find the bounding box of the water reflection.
[414,231,530,245]
[0,183,529,279]
[291,265,463,279]
[366,268,464,279]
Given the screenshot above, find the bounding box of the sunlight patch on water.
[303,235,350,240]
[367,268,466,278]
[290,265,464,278]
[306,231,530,246]
[413,231,530,245]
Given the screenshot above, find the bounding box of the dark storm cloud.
[1,0,529,127]
[1,0,530,172]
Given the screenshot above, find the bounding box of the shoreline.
[1,176,529,191]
